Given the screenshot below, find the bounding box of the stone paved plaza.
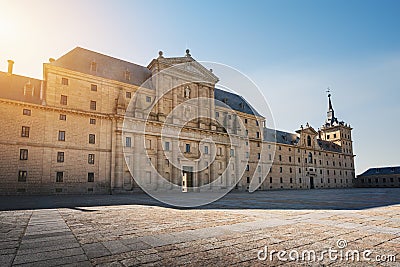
[0,188,399,266]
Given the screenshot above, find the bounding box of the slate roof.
[317,139,342,153]
[50,47,153,87]
[358,166,400,177]
[214,88,262,117]
[263,128,299,145]
[0,71,43,104]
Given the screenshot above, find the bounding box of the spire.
[324,88,338,127]
[328,93,333,110]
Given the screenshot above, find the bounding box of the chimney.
[7,60,14,75]
[49,58,55,63]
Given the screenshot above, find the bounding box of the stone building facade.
[0,47,355,194]
[355,167,400,188]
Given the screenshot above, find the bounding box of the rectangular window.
[204,146,209,154]
[88,172,94,182]
[89,134,96,144]
[257,153,261,160]
[230,149,234,157]
[90,100,97,110]
[185,144,190,153]
[289,156,292,162]
[90,118,96,125]
[57,152,64,163]
[146,96,151,102]
[21,126,30,137]
[256,132,260,138]
[279,155,282,161]
[126,92,131,98]
[246,177,250,183]
[56,172,63,182]
[59,114,66,121]
[280,167,283,173]
[270,177,272,183]
[165,141,170,151]
[60,95,67,105]
[58,131,65,141]
[61,77,69,85]
[20,149,28,160]
[256,120,259,126]
[126,137,132,147]
[88,154,95,164]
[269,154,272,160]
[246,165,250,171]
[245,119,248,124]
[18,170,27,182]
[215,112,219,118]
[245,152,249,158]
[23,109,31,116]
[91,84,97,91]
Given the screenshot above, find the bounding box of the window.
[327,134,330,139]
[57,152,64,163]
[126,92,131,98]
[215,112,219,118]
[256,132,260,138]
[90,100,97,110]
[125,137,131,147]
[279,155,282,161]
[58,131,65,141]
[20,149,28,160]
[90,62,97,72]
[59,114,66,121]
[218,147,222,156]
[333,133,337,138]
[280,167,283,173]
[246,177,250,183]
[256,120,259,126]
[146,96,151,103]
[125,70,131,81]
[257,153,261,160]
[23,109,31,116]
[91,84,97,91]
[60,95,67,105]
[299,168,301,173]
[268,154,272,160]
[61,78,68,85]
[245,152,249,158]
[90,118,96,125]
[88,154,95,164]
[289,156,292,162]
[245,118,248,124]
[56,172,63,182]
[204,146,209,154]
[270,177,272,183]
[299,178,302,183]
[245,130,248,136]
[246,165,250,171]
[18,171,27,182]
[280,177,283,183]
[165,141,170,151]
[307,135,311,146]
[290,178,293,183]
[185,144,190,153]
[89,134,96,144]
[88,172,94,182]
[290,168,292,173]
[21,126,30,137]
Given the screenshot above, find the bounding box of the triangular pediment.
[296,126,318,135]
[148,55,219,84]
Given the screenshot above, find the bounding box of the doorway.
[182,166,194,192]
[310,177,315,189]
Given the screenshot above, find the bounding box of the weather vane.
[326,87,331,97]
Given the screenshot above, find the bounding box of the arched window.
[307,135,312,146]
[308,152,313,164]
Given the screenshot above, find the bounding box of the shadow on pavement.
[0,188,399,211]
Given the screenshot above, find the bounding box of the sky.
[1,0,399,174]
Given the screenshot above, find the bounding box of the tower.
[320,92,353,155]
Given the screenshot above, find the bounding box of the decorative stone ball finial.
[186,49,191,57]
[158,51,163,58]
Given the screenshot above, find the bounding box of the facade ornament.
[184,86,191,98]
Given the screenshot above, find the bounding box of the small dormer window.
[23,81,34,96]
[90,61,97,72]
[223,98,228,104]
[124,70,131,81]
[239,102,244,109]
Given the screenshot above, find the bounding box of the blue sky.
[1,0,399,174]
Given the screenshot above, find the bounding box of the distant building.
[355,167,400,188]
[0,47,356,194]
